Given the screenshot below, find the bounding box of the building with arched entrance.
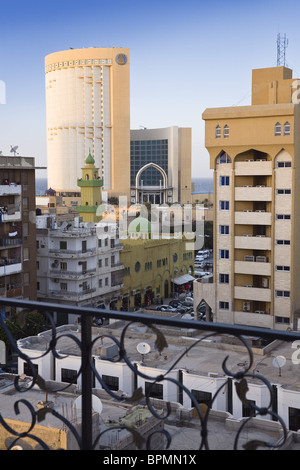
[130,127,192,205]
[196,65,300,331]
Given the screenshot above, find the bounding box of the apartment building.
[195,66,300,330]
[36,215,123,323]
[0,156,37,306]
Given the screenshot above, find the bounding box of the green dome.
[85,151,95,164]
[128,216,152,236]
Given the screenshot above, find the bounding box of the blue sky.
[1,0,300,180]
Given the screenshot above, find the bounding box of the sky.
[1,0,300,181]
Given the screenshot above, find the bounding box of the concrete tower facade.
[45,47,130,198]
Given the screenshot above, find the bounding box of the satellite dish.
[74,394,103,414]
[137,342,151,355]
[272,355,286,368]
[10,145,19,156]
[272,355,286,376]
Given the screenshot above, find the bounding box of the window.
[277,161,291,168]
[218,151,231,164]
[60,262,67,271]
[191,390,212,408]
[220,200,229,210]
[219,225,229,235]
[98,239,102,248]
[275,316,290,324]
[219,301,229,310]
[215,125,221,138]
[82,240,87,253]
[135,261,140,272]
[102,375,119,391]
[145,382,163,399]
[276,239,290,245]
[105,277,109,286]
[105,258,109,267]
[98,259,102,268]
[219,273,229,283]
[223,125,229,138]
[276,290,290,297]
[60,241,67,250]
[219,249,229,259]
[276,214,291,220]
[61,368,77,384]
[99,279,102,288]
[220,176,230,186]
[276,189,291,194]
[276,265,290,271]
[284,121,291,136]
[274,122,281,136]
[60,283,67,291]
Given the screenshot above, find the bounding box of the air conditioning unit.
[131,290,136,295]
[262,277,269,288]
[256,256,266,262]
[245,255,255,262]
[243,302,250,312]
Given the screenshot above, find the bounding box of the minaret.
[76,151,103,222]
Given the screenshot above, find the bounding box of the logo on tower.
[116,53,127,65]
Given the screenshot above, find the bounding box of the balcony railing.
[0,297,300,451]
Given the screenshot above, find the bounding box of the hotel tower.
[45,47,130,198]
[195,66,300,331]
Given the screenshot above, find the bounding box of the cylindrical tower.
[45,47,130,198]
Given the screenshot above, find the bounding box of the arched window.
[217,151,231,164]
[284,121,291,136]
[215,125,221,138]
[275,122,281,136]
[223,125,229,138]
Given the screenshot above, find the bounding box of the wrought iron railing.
[0,296,300,451]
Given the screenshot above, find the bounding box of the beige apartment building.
[195,66,300,330]
[45,47,130,198]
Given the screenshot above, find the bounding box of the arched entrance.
[134,163,169,204]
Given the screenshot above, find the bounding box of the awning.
[171,274,195,285]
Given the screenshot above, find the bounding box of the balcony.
[235,235,271,250]
[235,260,271,276]
[234,285,271,302]
[0,184,21,196]
[0,297,300,451]
[0,261,22,276]
[235,186,272,201]
[235,160,272,176]
[235,210,272,225]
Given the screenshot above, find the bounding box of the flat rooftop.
[17,314,300,392]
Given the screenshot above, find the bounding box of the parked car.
[169,300,184,308]
[157,305,177,312]
[184,296,194,305]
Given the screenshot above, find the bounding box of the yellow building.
[119,217,194,310]
[195,66,300,330]
[45,47,130,198]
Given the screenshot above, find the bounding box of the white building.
[36,214,123,322]
[16,323,300,432]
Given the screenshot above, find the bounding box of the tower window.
[274,122,281,136]
[284,121,291,136]
[215,125,221,138]
[223,125,229,138]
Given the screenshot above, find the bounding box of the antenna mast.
[277,33,288,66]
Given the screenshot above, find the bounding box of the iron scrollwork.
[0,298,296,450]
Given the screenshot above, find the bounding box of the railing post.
[81,312,93,450]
